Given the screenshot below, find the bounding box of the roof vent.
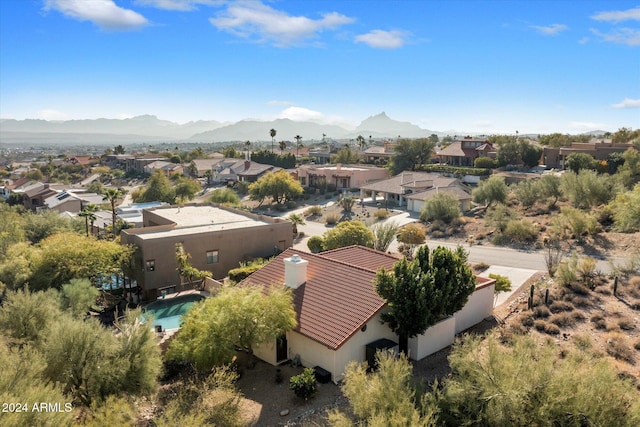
[283,254,308,289]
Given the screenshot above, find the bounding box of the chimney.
[336,163,342,171]
[244,160,250,170]
[283,254,308,289]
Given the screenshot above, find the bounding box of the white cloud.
[209,1,354,47]
[135,0,219,12]
[578,36,590,44]
[590,27,640,46]
[44,0,148,30]
[568,121,606,131]
[354,29,409,49]
[591,7,640,23]
[278,106,324,122]
[37,109,71,121]
[611,98,640,109]
[529,23,568,36]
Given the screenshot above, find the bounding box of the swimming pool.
[143,293,205,331]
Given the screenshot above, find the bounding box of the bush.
[502,219,537,243]
[373,209,389,220]
[533,306,550,318]
[289,368,317,400]
[549,300,574,313]
[420,192,461,223]
[208,188,241,205]
[307,236,325,253]
[605,332,635,363]
[227,259,268,283]
[325,213,340,225]
[591,313,608,330]
[474,156,496,169]
[304,205,322,216]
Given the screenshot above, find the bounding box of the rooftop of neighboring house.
[438,137,493,158]
[299,163,386,173]
[122,204,282,240]
[404,185,472,202]
[360,171,460,195]
[241,246,494,350]
[191,157,226,172]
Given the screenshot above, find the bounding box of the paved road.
[292,210,627,275]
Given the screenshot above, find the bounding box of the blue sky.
[1,0,639,134]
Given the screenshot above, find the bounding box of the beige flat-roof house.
[120,204,293,300]
[541,141,634,170]
[243,246,495,383]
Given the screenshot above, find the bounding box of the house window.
[146,260,155,272]
[300,177,306,186]
[206,250,219,264]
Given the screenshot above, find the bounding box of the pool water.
[143,293,205,331]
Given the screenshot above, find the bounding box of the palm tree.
[295,135,303,158]
[270,129,277,153]
[356,135,367,152]
[102,187,128,238]
[78,204,98,237]
[244,140,251,156]
[278,140,287,154]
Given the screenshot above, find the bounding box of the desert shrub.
[549,300,574,313]
[304,205,322,216]
[635,341,640,351]
[289,368,317,400]
[474,156,496,169]
[307,236,325,254]
[502,219,537,243]
[485,204,515,233]
[605,332,635,363]
[618,317,635,331]
[609,184,640,232]
[569,296,593,308]
[533,306,550,318]
[373,209,389,220]
[591,313,608,330]
[514,179,540,210]
[549,312,576,328]
[420,192,461,223]
[571,310,586,321]
[208,188,240,205]
[533,319,546,332]
[518,313,535,328]
[286,200,297,209]
[473,262,490,272]
[325,213,340,225]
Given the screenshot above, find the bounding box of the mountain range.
[0,113,443,146]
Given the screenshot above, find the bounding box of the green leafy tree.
[612,127,640,144]
[174,176,201,202]
[249,170,303,206]
[23,209,75,244]
[0,204,25,254]
[514,179,540,210]
[307,235,325,253]
[132,171,174,204]
[472,175,508,207]
[491,135,519,166]
[168,285,297,370]
[538,174,562,208]
[389,138,436,174]
[329,351,436,427]
[609,184,640,232]
[113,144,126,155]
[371,221,399,252]
[397,223,426,258]
[618,147,640,188]
[474,156,496,169]
[374,245,476,354]
[209,188,241,205]
[0,242,39,291]
[520,142,542,168]
[0,288,61,345]
[60,278,100,318]
[539,133,572,147]
[331,146,359,164]
[420,193,461,223]
[560,169,618,209]
[565,152,596,173]
[323,221,375,250]
[489,273,511,306]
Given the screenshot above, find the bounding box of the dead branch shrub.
[473,262,490,272]
[534,320,560,335]
[533,306,550,318]
[550,312,576,328]
[549,300,575,313]
[618,317,635,331]
[568,295,593,309]
[634,341,640,351]
[566,282,591,295]
[303,206,322,216]
[605,332,635,364]
[591,314,608,330]
[625,276,640,299]
[571,310,586,322]
[518,314,535,328]
[324,213,340,225]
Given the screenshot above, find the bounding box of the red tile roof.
[242,247,397,350]
[241,245,489,351]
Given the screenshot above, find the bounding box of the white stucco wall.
[333,312,397,382]
[408,316,456,360]
[453,283,494,334]
[287,331,336,379]
[253,341,277,366]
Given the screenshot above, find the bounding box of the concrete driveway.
[477,265,540,307]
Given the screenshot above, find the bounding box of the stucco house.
[243,246,495,383]
[120,204,293,300]
[437,137,494,167]
[541,141,634,170]
[359,171,471,212]
[217,160,281,183]
[296,164,389,190]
